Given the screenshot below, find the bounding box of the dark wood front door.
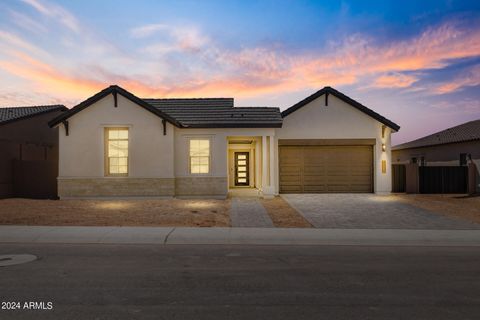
[234,152,249,186]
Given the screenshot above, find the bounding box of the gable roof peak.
[281,86,400,131]
[48,85,181,128]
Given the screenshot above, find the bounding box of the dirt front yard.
[261,197,312,228]
[395,194,480,224]
[0,198,231,227]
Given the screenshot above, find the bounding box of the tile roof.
[144,99,283,128]
[0,105,66,125]
[392,119,480,150]
[143,98,234,108]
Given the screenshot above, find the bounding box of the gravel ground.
[395,194,480,224]
[0,198,231,227]
[261,197,312,228]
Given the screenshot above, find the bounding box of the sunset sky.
[0,0,479,144]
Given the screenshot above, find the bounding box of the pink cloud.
[1,1,480,107]
[433,65,480,94]
[372,73,419,88]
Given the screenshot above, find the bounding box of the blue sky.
[0,0,479,144]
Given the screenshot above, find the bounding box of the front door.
[234,152,249,186]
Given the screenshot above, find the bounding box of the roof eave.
[181,123,283,128]
[392,137,480,151]
[1,105,67,127]
[48,85,182,128]
[281,87,401,131]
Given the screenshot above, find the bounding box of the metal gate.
[392,164,406,192]
[419,166,468,194]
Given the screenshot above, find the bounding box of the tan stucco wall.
[57,90,396,197]
[276,94,394,193]
[57,94,177,197]
[173,127,274,183]
[58,94,175,179]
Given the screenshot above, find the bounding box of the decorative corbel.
[62,120,69,136]
[162,119,167,135]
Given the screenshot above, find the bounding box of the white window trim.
[104,127,130,177]
[186,135,214,176]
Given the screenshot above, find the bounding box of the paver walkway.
[230,197,274,227]
[282,194,480,229]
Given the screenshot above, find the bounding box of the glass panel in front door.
[235,152,249,186]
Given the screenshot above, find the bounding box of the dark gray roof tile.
[392,119,480,150]
[0,105,67,125]
[145,99,282,128]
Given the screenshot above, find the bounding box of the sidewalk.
[1,226,480,246]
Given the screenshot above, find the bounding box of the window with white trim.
[189,139,210,174]
[105,128,129,176]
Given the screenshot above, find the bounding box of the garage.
[279,143,373,193]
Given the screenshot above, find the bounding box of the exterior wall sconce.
[382,143,386,152]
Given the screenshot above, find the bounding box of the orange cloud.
[433,65,480,94]
[1,16,480,105]
[373,73,418,88]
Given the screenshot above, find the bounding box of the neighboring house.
[392,119,480,192]
[48,85,400,199]
[0,105,67,198]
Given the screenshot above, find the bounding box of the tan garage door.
[279,145,373,193]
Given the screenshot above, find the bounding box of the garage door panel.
[280,185,303,192]
[280,178,301,184]
[279,145,373,193]
[303,185,328,192]
[303,166,326,175]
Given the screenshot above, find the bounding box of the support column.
[262,135,268,190]
[261,135,275,198]
[269,135,275,190]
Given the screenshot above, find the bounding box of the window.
[411,157,417,164]
[460,153,467,166]
[190,139,210,174]
[105,128,129,176]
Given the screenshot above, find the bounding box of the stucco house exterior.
[392,119,480,193]
[48,85,400,199]
[0,105,66,198]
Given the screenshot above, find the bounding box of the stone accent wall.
[58,178,175,198]
[175,177,228,197]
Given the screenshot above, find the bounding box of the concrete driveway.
[282,194,480,229]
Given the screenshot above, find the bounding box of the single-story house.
[392,119,480,193]
[48,85,400,199]
[0,105,67,198]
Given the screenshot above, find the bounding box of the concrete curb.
[1,226,480,246]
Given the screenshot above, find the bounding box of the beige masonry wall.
[59,178,175,198]
[175,177,227,197]
[276,93,395,193]
[57,94,175,198]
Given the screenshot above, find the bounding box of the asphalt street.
[0,244,479,320]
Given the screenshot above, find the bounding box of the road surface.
[0,243,479,319]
